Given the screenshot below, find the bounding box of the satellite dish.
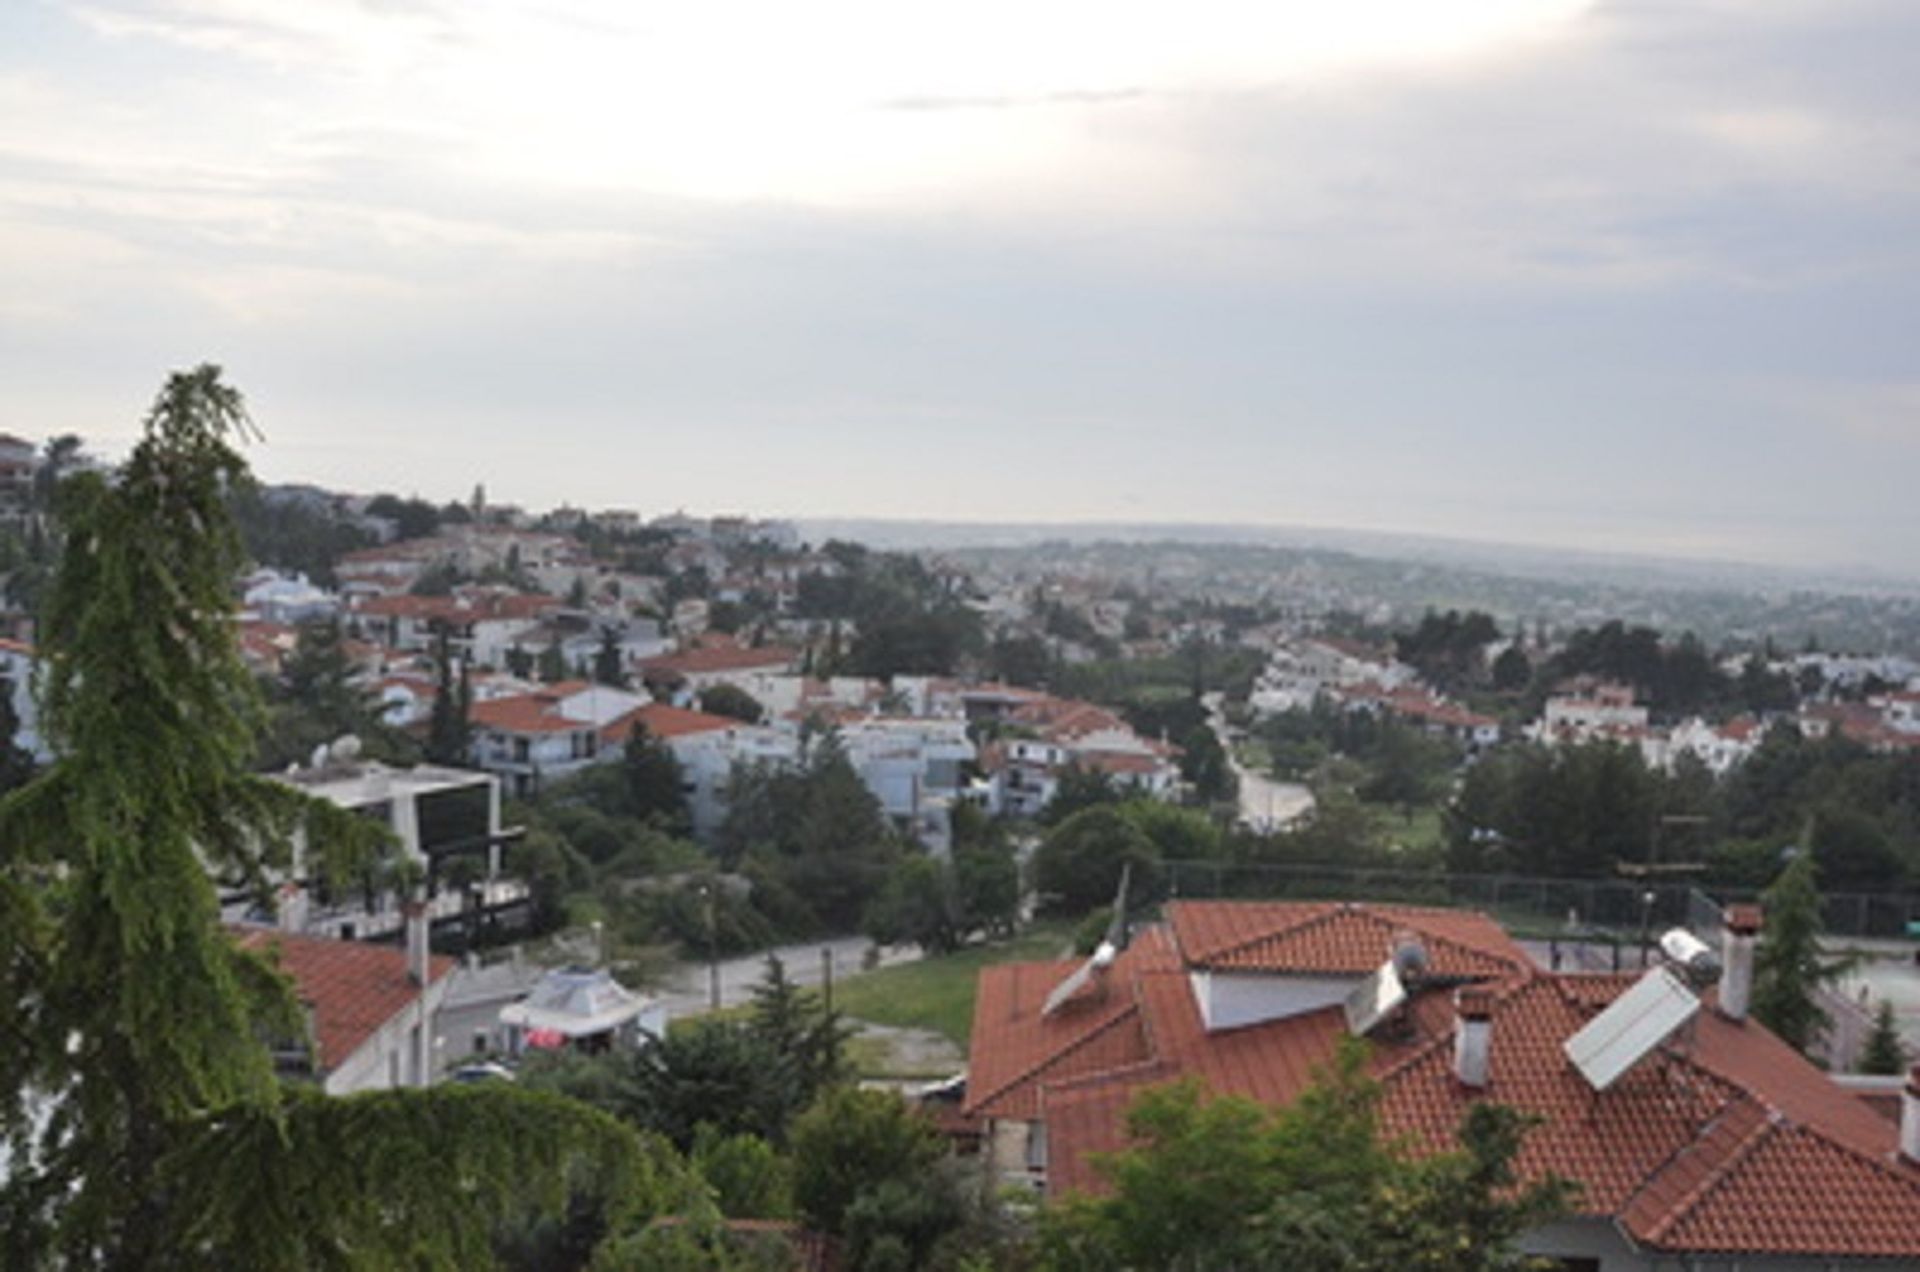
[330,734,362,762]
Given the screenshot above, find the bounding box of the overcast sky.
[3,0,1917,574]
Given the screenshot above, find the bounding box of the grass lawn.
[828,922,1076,1048]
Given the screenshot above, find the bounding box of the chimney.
[1902,1063,1920,1167]
[404,898,430,988]
[1719,904,1762,1022]
[1453,987,1494,1090]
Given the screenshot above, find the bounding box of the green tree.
[746,953,854,1119]
[1858,999,1907,1076]
[1040,764,1121,825]
[1033,804,1159,916]
[865,854,964,953]
[538,639,570,683]
[1491,644,1531,692]
[789,1087,944,1236]
[425,625,473,765]
[1036,1045,1569,1272]
[594,626,629,688]
[622,725,690,829]
[1751,852,1844,1055]
[0,366,642,1270]
[699,681,766,724]
[504,641,535,678]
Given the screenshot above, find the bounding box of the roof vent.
[1453,987,1494,1089]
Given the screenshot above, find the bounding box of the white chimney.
[404,899,431,989]
[1719,904,1762,1022]
[1902,1063,1920,1167]
[1453,987,1494,1089]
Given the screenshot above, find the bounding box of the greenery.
[864,804,1021,954]
[827,923,1075,1047]
[1858,999,1907,1076]
[718,738,902,935]
[0,367,642,1270]
[1034,1044,1572,1272]
[1751,852,1847,1056]
[699,681,767,724]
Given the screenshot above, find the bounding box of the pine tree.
[1858,999,1907,1075]
[594,625,628,687]
[425,625,471,765]
[538,639,568,683]
[1750,851,1843,1056]
[0,366,648,1269]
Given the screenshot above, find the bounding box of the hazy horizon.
[6,1,1919,575]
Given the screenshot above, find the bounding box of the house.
[0,433,37,526]
[637,642,799,703]
[835,715,976,853]
[234,916,455,1095]
[467,682,651,796]
[0,637,50,760]
[1536,680,1650,743]
[261,760,527,943]
[965,899,1920,1269]
[975,692,1181,817]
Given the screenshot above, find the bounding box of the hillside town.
[3,415,1919,1271]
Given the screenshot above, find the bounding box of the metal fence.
[1157,859,1920,943]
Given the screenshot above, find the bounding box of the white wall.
[1190,969,1359,1032]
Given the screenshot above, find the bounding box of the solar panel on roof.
[1563,965,1700,1091]
[1343,959,1407,1036]
[1041,941,1113,1018]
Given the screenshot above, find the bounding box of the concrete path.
[652,934,923,1019]
[1203,692,1314,831]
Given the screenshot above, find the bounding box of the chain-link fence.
[1157,859,1920,942]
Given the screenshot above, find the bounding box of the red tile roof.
[638,645,797,677]
[611,702,738,743]
[1167,900,1530,978]
[234,928,453,1071]
[469,692,588,735]
[974,901,1920,1260]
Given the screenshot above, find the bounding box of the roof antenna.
[1107,862,1133,953]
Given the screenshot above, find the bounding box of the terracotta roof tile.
[1167,899,1529,978]
[234,928,452,1071]
[977,901,1920,1258]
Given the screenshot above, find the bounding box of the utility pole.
[702,884,720,1010]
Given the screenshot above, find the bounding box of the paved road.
[654,934,924,1019]
[1203,693,1314,832]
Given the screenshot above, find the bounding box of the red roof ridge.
[1629,1099,1778,1246]
[1175,899,1527,977]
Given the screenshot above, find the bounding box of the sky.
[2,0,1918,575]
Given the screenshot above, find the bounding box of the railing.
[1156,860,1920,942]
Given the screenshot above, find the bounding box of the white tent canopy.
[499,966,659,1042]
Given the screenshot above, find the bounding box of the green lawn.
[828,922,1076,1048]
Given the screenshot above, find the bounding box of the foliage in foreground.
[0,368,643,1270]
[1034,1043,1573,1272]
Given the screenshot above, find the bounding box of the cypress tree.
[0,367,650,1269]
